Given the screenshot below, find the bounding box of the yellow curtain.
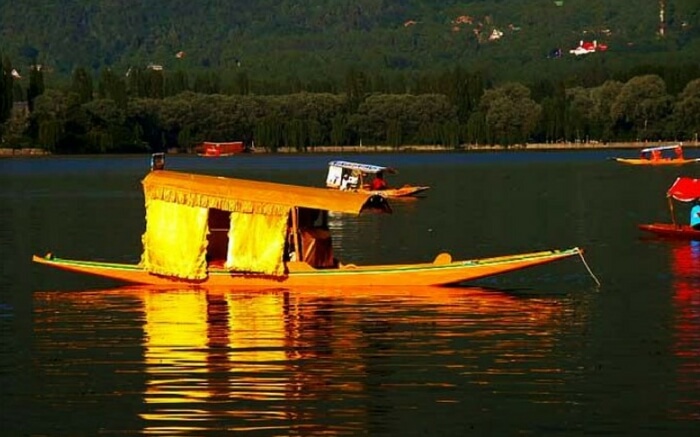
[141,199,209,280]
[225,210,289,276]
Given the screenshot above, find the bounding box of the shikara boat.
[33,158,582,288]
[639,177,700,240]
[613,144,699,166]
[638,223,700,240]
[325,160,430,198]
[196,141,248,157]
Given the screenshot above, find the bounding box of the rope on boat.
[577,248,601,287]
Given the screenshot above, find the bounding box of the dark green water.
[1,151,699,435]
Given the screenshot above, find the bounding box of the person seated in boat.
[347,173,359,189]
[674,146,684,160]
[340,171,360,191]
[650,149,662,161]
[290,208,336,268]
[691,201,700,230]
[370,171,388,191]
[338,173,348,190]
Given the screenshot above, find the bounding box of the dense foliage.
[2,0,700,88]
[1,64,699,153]
[1,1,700,152]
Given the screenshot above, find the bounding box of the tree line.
[2,56,700,153]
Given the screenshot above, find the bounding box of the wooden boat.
[639,177,700,240]
[196,141,247,157]
[613,144,699,165]
[33,157,582,288]
[32,248,582,288]
[638,224,700,240]
[325,160,430,198]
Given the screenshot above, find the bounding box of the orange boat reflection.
[34,285,569,434]
[670,241,700,420]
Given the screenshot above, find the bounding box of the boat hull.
[358,185,430,198]
[639,223,700,240]
[32,248,581,288]
[614,158,700,165]
[196,141,247,157]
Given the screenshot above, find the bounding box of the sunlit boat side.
[33,157,582,288]
[196,141,249,157]
[614,144,700,166]
[325,160,430,198]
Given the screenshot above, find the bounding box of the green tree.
[479,83,541,146]
[1,55,14,130]
[192,72,221,94]
[147,69,165,99]
[98,68,128,109]
[465,111,488,145]
[233,71,250,96]
[441,120,460,149]
[255,115,283,152]
[286,119,307,151]
[12,82,24,102]
[83,98,142,152]
[589,80,623,142]
[439,68,485,123]
[345,68,369,113]
[71,67,94,104]
[385,120,402,148]
[673,78,700,140]
[27,65,45,112]
[30,89,69,152]
[330,114,346,146]
[537,84,567,143]
[165,70,189,96]
[610,75,671,140]
[351,93,457,145]
[127,98,164,151]
[126,67,144,98]
[567,86,595,143]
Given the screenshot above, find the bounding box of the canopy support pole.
[291,207,301,260]
[668,196,676,226]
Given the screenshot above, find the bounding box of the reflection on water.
[141,291,292,434]
[11,153,700,435]
[32,286,575,435]
[670,241,700,420]
[328,199,425,264]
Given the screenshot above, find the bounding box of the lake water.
[1,151,700,435]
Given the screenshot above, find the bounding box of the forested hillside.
[2,1,700,153]
[2,0,700,85]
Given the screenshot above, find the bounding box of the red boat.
[639,177,700,240]
[196,141,247,157]
[638,223,700,240]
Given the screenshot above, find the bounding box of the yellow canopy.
[142,170,390,215]
[140,170,390,280]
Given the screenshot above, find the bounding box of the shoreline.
[271,141,699,153]
[2,141,698,157]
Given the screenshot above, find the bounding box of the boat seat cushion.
[300,227,335,268]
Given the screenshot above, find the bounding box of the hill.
[2,0,700,86]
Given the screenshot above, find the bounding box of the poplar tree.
[0,55,13,127]
[27,65,45,112]
[71,67,94,104]
[98,68,127,109]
